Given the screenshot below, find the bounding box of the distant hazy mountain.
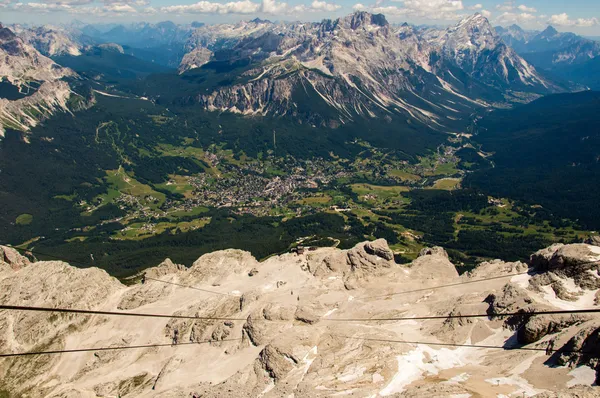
[8,25,92,57]
[0,13,577,135]
[497,24,600,88]
[494,24,538,52]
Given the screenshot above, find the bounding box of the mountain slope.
[497,24,600,88]
[1,240,599,396]
[430,14,552,92]
[465,90,600,229]
[10,25,91,56]
[176,12,556,130]
[0,24,80,136]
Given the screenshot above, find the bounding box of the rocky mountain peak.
[438,12,501,58]
[341,11,389,30]
[540,25,559,38]
[509,23,524,32]
[250,17,272,24]
[454,12,496,37]
[0,24,17,43]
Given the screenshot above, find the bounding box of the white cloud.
[103,2,137,12]
[103,0,149,5]
[40,0,93,5]
[370,0,465,20]
[548,13,599,28]
[13,2,73,12]
[495,1,514,12]
[517,4,536,13]
[352,2,366,11]
[160,0,260,14]
[140,5,156,13]
[469,3,482,10]
[159,0,338,15]
[496,11,537,25]
[310,0,340,12]
[480,9,491,18]
[260,0,288,13]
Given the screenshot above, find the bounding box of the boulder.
[262,303,295,321]
[557,325,600,371]
[0,245,31,271]
[294,304,323,325]
[346,241,394,273]
[258,344,296,380]
[556,325,600,385]
[584,236,600,247]
[364,239,394,261]
[517,314,584,344]
[485,283,536,330]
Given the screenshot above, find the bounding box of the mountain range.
[0,24,85,137]
[496,24,600,89]
[2,12,568,134]
[1,11,599,276]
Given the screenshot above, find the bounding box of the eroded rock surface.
[1,241,599,397]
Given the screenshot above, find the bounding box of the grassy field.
[156,175,195,199]
[15,213,33,225]
[351,184,410,201]
[112,217,211,240]
[297,195,333,206]
[167,206,210,218]
[388,169,421,181]
[430,178,461,190]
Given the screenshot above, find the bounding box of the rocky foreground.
[1,240,600,397]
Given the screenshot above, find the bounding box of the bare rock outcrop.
[294,304,325,325]
[346,240,395,273]
[2,239,600,396]
[467,259,528,279]
[188,249,259,285]
[418,246,449,259]
[410,246,458,281]
[364,239,395,260]
[117,259,188,310]
[584,236,600,247]
[518,314,584,344]
[530,244,600,289]
[343,240,397,288]
[557,324,600,383]
[533,386,600,398]
[178,47,213,73]
[255,328,319,383]
[0,245,31,271]
[144,258,186,279]
[243,310,284,346]
[486,283,586,344]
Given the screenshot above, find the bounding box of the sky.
[1,0,600,35]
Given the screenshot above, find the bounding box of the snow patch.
[567,365,597,387]
[379,344,480,395]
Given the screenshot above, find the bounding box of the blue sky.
[1,0,599,34]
